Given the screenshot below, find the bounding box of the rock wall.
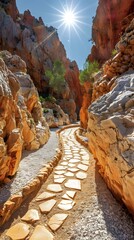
[87,17,134,214]
[0,0,82,121]
[92,18,134,102]
[88,73,134,214]
[79,82,92,129]
[0,51,49,181]
[88,0,134,64]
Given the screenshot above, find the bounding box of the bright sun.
[53,3,83,36]
[62,9,76,27]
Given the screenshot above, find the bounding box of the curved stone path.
[1,127,134,239]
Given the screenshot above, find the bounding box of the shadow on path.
[95,162,134,240]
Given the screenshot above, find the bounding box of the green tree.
[45,60,66,93]
[79,60,99,84]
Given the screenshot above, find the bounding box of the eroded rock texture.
[92,18,134,102]
[0,0,82,121]
[79,82,92,129]
[89,0,134,64]
[42,101,70,128]
[88,72,134,214]
[0,51,49,181]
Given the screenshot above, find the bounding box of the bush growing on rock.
[79,61,99,84]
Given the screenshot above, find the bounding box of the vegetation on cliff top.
[79,61,99,84]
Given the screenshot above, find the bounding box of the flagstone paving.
[1,126,134,240]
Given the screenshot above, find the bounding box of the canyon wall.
[88,72,134,213]
[0,51,49,181]
[0,0,82,121]
[88,0,134,64]
[87,18,134,214]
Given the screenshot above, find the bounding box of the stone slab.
[39,199,56,213]
[69,159,80,163]
[48,213,68,231]
[6,223,30,240]
[66,191,76,199]
[47,184,63,193]
[61,162,68,166]
[68,168,79,173]
[81,161,89,166]
[64,172,74,177]
[54,177,66,183]
[21,209,39,223]
[62,194,72,200]
[65,179,81,190]
[54,174,65,179]
[55,166,67,170]
[68,163,76,167]
[36,192,56,202]
[58,199,75,211]
[29,225,53,240]
[54,170,66,175]
[77,164,88,171]
[76,171,87,180]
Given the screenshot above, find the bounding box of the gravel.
[0,128,59,204]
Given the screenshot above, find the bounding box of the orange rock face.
[0,51,49,181]
[89,0,134,64]
[79,82,92,129]
[65,61,82,114]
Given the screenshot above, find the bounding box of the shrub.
[79,61,99,85]
[39,95,45,103]
[111,49,117,57]
[44,95,56,103]
[43,108,49,113]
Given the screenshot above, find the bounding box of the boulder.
[42,101,70,128]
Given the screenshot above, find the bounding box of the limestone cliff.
[87,17,134,214]
[89,0,134,64]
[0,51,49,181]
[0,0,82,121]
[88,72,134,214]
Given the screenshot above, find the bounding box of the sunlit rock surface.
[0,51,49,181]
[88,72,134,214]
[88,0,134,64]
[79,82,92,129]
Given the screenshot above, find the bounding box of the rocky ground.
[0,127,134,240]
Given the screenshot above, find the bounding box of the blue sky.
[16,0,98,69]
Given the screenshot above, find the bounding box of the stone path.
[1,127,134,239]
